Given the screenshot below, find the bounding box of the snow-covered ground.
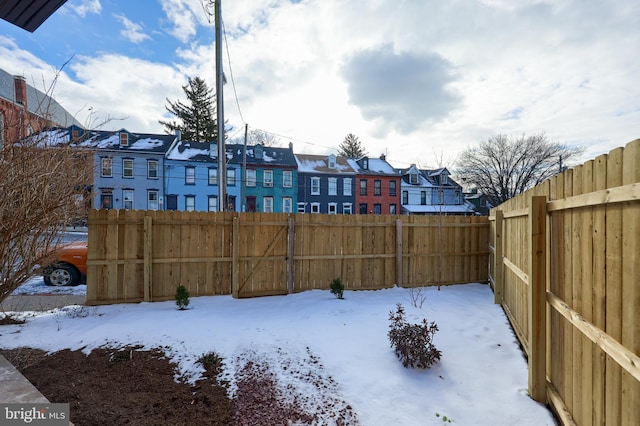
[9,275,87,296]
[0,282,555,425]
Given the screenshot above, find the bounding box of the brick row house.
[33,125,481,215]
[0,69,81,148]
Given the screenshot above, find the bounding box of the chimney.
[14,76,27,109]
[289,141,293,151]
[380,153,386,161]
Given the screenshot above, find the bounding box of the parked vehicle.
[42,241,88,286]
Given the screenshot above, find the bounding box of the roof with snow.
[347,157,398,176]
[228,143,297,168]
[0,68,83,127]
[295,154,356,174]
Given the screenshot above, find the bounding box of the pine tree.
[337,133,367,158]
[160,77,217,142]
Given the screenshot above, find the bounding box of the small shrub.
[175,285,190,310]
[330,277,344,299]
[388,303,441,368]
[198,351,224,369]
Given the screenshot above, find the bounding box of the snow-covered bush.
[388,303,441,368]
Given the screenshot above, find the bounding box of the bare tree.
[338,133,367,158]
[248,128,280,147]
[0,81,91,303]
[455,133,582,207]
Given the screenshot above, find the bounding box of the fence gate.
[232,213,290,298]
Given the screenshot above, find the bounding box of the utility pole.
[242,123,248,212]
[215,0,226,211]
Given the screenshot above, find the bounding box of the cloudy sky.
[1,0,638,169]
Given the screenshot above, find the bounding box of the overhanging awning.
[0,0,68,32]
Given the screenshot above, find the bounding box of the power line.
[221,17,245,125]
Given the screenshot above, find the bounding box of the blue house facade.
[76,128,176,211]
[295,153,356,214]
[397,166,474,215]
[234,143,298,213]
[165,140,241,211]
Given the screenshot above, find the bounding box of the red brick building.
[348,155,401,215]
[0,69,80,147]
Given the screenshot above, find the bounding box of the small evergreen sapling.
[330,277,344,299]
[175,285,190,310]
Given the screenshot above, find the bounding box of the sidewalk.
[1,294,86,312]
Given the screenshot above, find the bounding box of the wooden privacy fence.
[489,139,640,426]
[86,211,489,303]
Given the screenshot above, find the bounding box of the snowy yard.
[1,281,555,425]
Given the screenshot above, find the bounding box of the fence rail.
[87,211,490,304]
[489,139,640,425]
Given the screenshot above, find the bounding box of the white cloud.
[67,0,102,17]
[114,14,152,44]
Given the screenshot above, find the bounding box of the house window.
[455,191,460,205]
[409,173,418,184]
[390,204,397,215]
[441,174,448,185]
[283,170,292,187]
[343,178,352,196]
[185,166,195,185]
[246,169,256,187]
[208,168,217,185]
[402,191,408,205]
[297,202,306,213]
[328,203,337,214]
[185,195,195,211]
[343,203,352,214]
[421,191,427,205]
[311,202,320,213]
[263,169,273,187]
[123,159,133,178]
[123,189,134,210]
[359,203,368,214]
[374,204,382,214]
[100,190,113,209]
[166,195,178,210]
[208,196,218,212]
[101,158,112,177]
[439,190,444,205]
[120,132,128,146]
[389,180,397,196]
[374,180,381,196]
[283,197,292,213]
[148,190,159,210]
[328,154,336,169]
[311,177,320,195]
[147,160,158,179]
[362,158,368,170]
[360,179,367,196]
[263,197,274,213]
[227,168,236,186]
[328,178,337,195]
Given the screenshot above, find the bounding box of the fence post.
[143,215,152,302]
[493,210,504,304]
[528,196,547,402]
[287,216,295,294]
[396,219,403,287]
[232,214,240,298]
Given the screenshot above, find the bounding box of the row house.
[240,143,298,213]
[296,153,356,214]
[348,155,401,215]
[0,69,81,148]
[165,140,241,212]
[397,166,475,215]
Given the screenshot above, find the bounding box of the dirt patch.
[1,346,360,425]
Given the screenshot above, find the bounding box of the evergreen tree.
[338,133,367,158]
[160,77,217,142]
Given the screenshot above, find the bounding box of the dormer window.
[409,173,418,184]
[328,154,336,169]
[254,144,263,159]
[120,132,129,146]
[362,158,369,170]
[440,173,448,185]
